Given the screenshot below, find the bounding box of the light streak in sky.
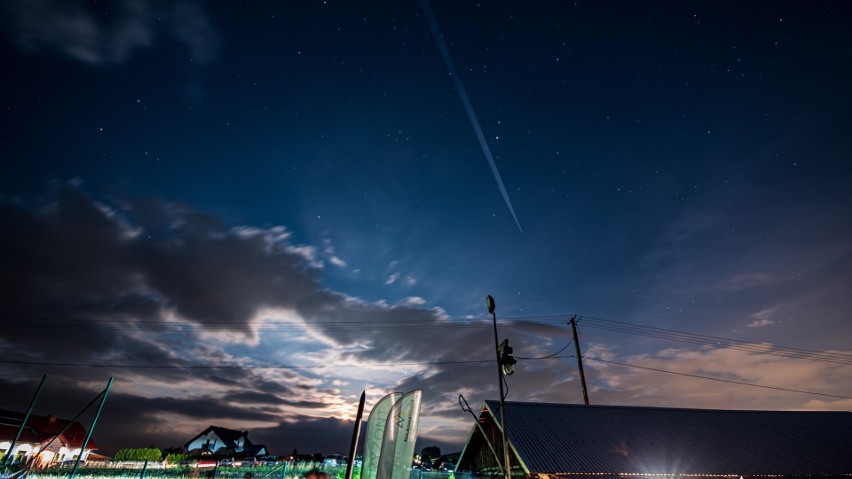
[419,0,523,232]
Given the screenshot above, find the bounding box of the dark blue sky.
[1,0,851,456]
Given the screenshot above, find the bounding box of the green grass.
[26,464,460,479]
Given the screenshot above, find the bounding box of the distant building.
[456,400,852,478]
[0,409,98,467]
[185,426,268,457]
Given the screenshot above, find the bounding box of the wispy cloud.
[0,0,218,65]
[581,343,852,411]
[748,318,775,328]
[747,308,777,328]
[715,272,775,293]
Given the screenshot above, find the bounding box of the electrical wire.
[515,339,573,360]
[2,312,849,372]
[2,311,848,368]
[1,349,847,400]
[577,316,852,365]
[583,356,852,400]
[0,357,497,369]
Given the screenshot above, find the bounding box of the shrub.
[165,454,190,464]
[114,448,163,462]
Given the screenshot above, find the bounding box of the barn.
[455,401,852,479]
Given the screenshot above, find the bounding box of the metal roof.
[473,400,852,476]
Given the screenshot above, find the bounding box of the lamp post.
[486,295,513,479]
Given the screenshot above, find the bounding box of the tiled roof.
[0,409,97,450]
[468,401,852,476]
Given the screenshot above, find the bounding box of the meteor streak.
[419,0,523,232]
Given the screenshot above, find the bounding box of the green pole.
[1,374,47,468]
[69,377,114,479]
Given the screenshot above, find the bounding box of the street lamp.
[486,295,513,479]
[497,339,517,376]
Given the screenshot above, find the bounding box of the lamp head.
[497,339,517,376]
[486,295,496,314]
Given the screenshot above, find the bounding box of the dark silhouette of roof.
[185,425,267,455]
[185,426,248,449]
[0,409,97,450]
[457,401,852,477]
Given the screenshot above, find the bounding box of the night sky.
[1,0,851,457]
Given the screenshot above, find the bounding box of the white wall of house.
[187,430,246,452]
[57,446,90,462]
[187,431,222,452]
[0,441,91,465]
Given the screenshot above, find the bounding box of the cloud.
[747,318,774,328]
[0,0,218,65]
[383,262,416,287]
[580,343,852,411]
[3,183,848,459]
[401,296,427,306]
[746,308,777,328]
[715,273,775,293]
[0,183,489,455]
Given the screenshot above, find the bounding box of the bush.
[165,454,190,464]
[114,448,163,462]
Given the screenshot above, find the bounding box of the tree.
[420,446,441,462]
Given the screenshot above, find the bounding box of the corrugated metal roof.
[478,400,852,476]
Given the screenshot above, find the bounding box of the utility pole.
[569,316,590,405]
[487,295,511,479]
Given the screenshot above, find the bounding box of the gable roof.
[185,426,252,450]
[0,409,97,450]
[458,401,852,477]
[243,443,268,456]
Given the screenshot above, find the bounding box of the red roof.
[0,410,98,450]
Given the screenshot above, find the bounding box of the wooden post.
[570,317,590,405]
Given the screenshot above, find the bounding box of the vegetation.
[113,448,163,462]
[26,462,459,479]
[164,453,190,464]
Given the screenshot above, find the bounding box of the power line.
[577,316,852,365]
[580,315,852,359]
[0,357,497,370]
[3,312,849,368]
[0,314,534,332]
[584,356,852,400]
[2,351,847,401]
[515,339,573,360]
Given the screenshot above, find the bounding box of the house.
[456,400,852,478]
[185,426,268,457]
[0,409,98,467]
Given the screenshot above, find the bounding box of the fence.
[25,463,463,479]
